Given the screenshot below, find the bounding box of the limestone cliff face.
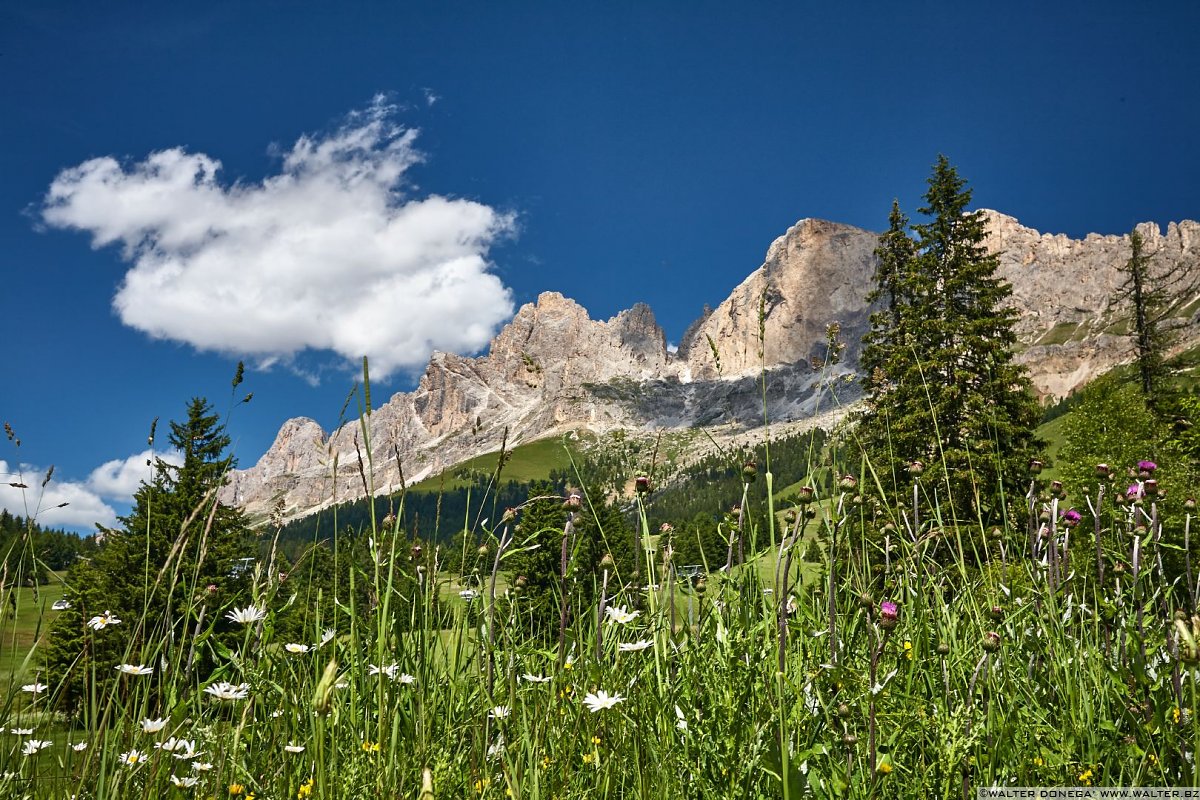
[983,210,1200,397]
[222,292,675,519]
[225,211,1200,521]
[680,218,880,381]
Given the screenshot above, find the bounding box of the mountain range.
[221,211,1200,522]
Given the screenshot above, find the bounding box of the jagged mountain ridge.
[223,212,1200,521]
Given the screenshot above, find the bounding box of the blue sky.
[3,1,1199,531]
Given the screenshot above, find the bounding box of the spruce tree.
[44,397,256,713]
[857,156,1043,521]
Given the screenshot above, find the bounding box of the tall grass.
[1,397,1197,798]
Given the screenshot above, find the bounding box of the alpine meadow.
[3,152,1200,800]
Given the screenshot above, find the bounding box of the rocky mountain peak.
[226,210,1200,523]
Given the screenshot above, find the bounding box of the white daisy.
[21,739,51,755]
[617,640,653,652]
[203,681,250,701]
[521,673,552,683]
[21,682,48,695]
[368,663,399,679]
[318,628,337,648]
[9,728,33,735]
[458,589,478,600]
[284,744,305,753]
[52,599,72,611]
[116,664,153,676]
[155,737,196,754]
[604,605,639,624]
[225,605,267,625]
[87,611,121,630]
[71,741,88,752]
[488,705,511,719]
[191,762,214,772]
[398,673,417,685]
[170,775,199,788]
[119,749,146,767]
[140,717,168,733]
[284,642,310,654]
[582,690,625,713]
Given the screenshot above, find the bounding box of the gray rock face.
[983,210,1200,397]
[224,212,1200,521]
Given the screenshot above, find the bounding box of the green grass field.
[0,576,67,685]
[408,433,588,492]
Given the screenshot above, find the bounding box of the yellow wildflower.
[582,752,594,765]
[1173,707,1182,724]
[592,736,601,746]
[230,786,245,797]
[903,641,913,661]
[362,741,381,753]
[474,778,490,793]
[878,761,893,775]
[1078,768,1093,786]
[298,778,314,798]
[1033,757,1044,767]
[1147,753,1158,765]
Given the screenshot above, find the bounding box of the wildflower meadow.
[2,410,1198,799]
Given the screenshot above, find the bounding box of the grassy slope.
[0,577,67,684]
[407,434,586,493]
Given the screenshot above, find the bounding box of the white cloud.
[0,460,117,530]
[86,449,182,500]
[0,450,184,531]
[41,99,516,378]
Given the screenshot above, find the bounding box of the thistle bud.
[563,492,582,511]
[599,553,615,569]
[477,544,490,557]
[879,600,899,630]
[936,642,950,656]
[837,703,851,719]
[989,527,1004,540]
[1185,498,1196,511]
[382,513,396,529]
[1050,480,1065,499]
[982,631,1002,652]
[634,475,652,495]
[858,592,874,610]
[742,463,758,483]
[783,509,798,524]
[515,575,528,589]
[694,577,707,595]
[842,733,858,746]
[838,474,858,491]
[1144,479,1159,497]
[796,486,816,505]
[410,544,422,561]
[908,460,925,477]
[1112,560,1126,575]
[1095,463,1110,477]
[988,605,1004,622]
[1028,459,1043,475]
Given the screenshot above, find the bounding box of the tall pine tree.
[44,397,256,713]
[857,157,1043,522]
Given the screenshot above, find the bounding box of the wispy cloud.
[40,98,516,379]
